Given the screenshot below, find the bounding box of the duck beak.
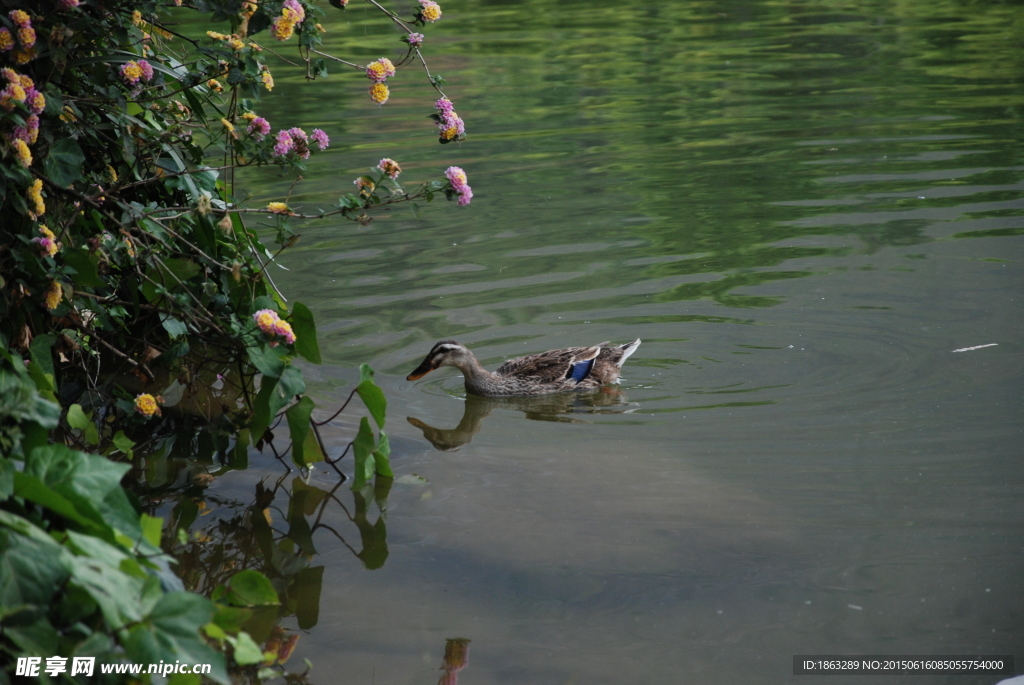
[406,358,435,381]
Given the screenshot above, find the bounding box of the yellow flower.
[228,37,245,50]
[0,29,13,52]
[241,111,257,121]
[26,179,44,218]
[440,126,458,141]
[220,118,235,132]
[17,74,33,90]
[134,393,161,419]
[9,10,30,26]
[131,10,142,26]
[12,139,31,167]
[316,23,325,32]
[261,69,274,91]
[124,237,136,258]
[420,1,441,22]
[267,202,290,214]
[207,78,223,92]
[368,82,389,105]
[13,47,36,65]
[106,165,118,184]
[271,16,296,41]
[241,0,258,18]
[60,105,77,122]
[45,281,62,311]
[207,31,227,40]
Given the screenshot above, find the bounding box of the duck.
[406,339,641,397]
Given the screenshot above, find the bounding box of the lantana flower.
[365,57,395,83]
[418,0,441,23]
[445,166,473,206]
[45,280,62,311]
[134,393,163,419]
[369,82,389,105]
[377,158,401,179]
[267,202,290,214]
[32,225,58,257]
[406,33,424,47]
[310,129,329,150]
[252,308,298,346]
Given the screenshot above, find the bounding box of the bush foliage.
[0,0,466,680]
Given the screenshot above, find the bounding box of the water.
[203,0,1023,681]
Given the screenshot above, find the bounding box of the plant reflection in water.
[438,638,471,685]
[408,387,634,450]
[132,457,391,681]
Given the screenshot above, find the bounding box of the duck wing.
[495,345,602,383]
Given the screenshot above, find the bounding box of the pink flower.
[253,308,279,334]
[407,33,424,47]
[445,166,472,205]
[273,129,295,156]
[282,0,305,22]
[58,0,81,8]
[310,128,329,150]
[435,97,454,113]
[137,59,154,82]
[273,320,296,345]
[287,127,308,142]
[445,166,468,191]
[248,116,270,138]
[377,158,401,179]
[25,87,44,114]
[120,61,143,85]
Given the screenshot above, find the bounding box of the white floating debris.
[848,604,863,610]
[952,343,998,353]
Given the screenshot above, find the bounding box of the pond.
[193,0,1024,682]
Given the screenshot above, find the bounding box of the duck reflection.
[408,387,631,451]
[438,638,471,685]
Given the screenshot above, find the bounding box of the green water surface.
[207,0,1023,681]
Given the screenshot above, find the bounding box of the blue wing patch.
[568,358,595,382]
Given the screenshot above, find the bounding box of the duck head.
[406,340,474,380]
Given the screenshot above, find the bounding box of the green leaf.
[269,365,305,418]
[43,138,85,187]
[29,333,56,381]
[356,379,386,430]
[290,302,321,364]
[351,417,376,490]
[66,404,99,446]
[112,430,135,458]
[226,569,279,607]
[62,247,105,288]
[13,471,105,533]
[227,631,264,665]
[247,344,285,379]
[372,430,393,477]
[24,445,139,539]
[161,314,189,338]
[250,377,277,441]
[286,396,323,466]
[0,457,13,500]
[140,513,162,547]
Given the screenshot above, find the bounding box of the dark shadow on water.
[408,388,633,451]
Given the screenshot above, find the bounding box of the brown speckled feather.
[494,345,600,381]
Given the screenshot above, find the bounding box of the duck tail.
[613,338,641,368]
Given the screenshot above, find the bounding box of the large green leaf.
[225,570,279,607]
[289,302,321,364]
[250,377,277,442]
[43,138,85,187]
[372,430,393,478]
[356,366,386,430]
[246,343,285,379]
[293,566,324,630]
[0,529,69,608]
[286,396,322,467]
[62,247,105,288]
[24,445,140,538]
[269,365,305,418]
